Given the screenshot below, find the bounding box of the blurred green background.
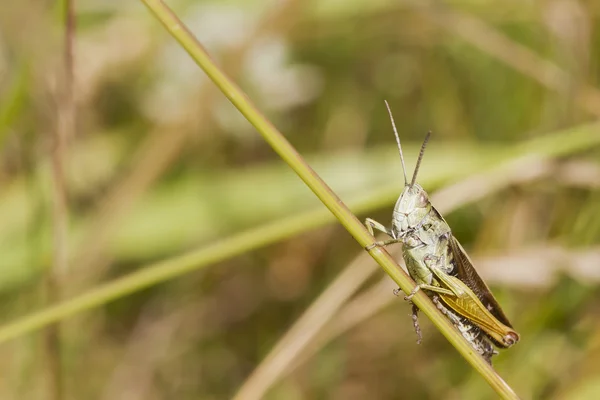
[1,0,600,399]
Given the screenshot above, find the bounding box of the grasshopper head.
[382,100,432,236]
[392,183,431,234]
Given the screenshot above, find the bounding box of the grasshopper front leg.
[365,218,414,301]
[364,218,403,250]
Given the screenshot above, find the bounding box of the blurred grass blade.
[0,126,598,344]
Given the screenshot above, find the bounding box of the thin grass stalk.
[137,0,519,397]
[44,0,76,397]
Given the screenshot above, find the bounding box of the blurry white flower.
[245,36,323,111]
[143,4,257,123]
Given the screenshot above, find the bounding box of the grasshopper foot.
[365,241,385,250]
[404,285,421,301]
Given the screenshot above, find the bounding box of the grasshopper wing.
[439,275,519,347]
[449,235,514,328]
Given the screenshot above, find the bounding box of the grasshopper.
[365,101,519,363]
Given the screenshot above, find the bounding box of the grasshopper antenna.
[411,131,431,187]
[384,100,408,186]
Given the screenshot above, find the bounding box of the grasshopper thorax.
[392,183,431,235]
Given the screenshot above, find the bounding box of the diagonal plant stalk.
[138,0,519,397]
[69,0,304,291]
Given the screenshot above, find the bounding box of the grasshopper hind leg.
[433,296,497,364]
